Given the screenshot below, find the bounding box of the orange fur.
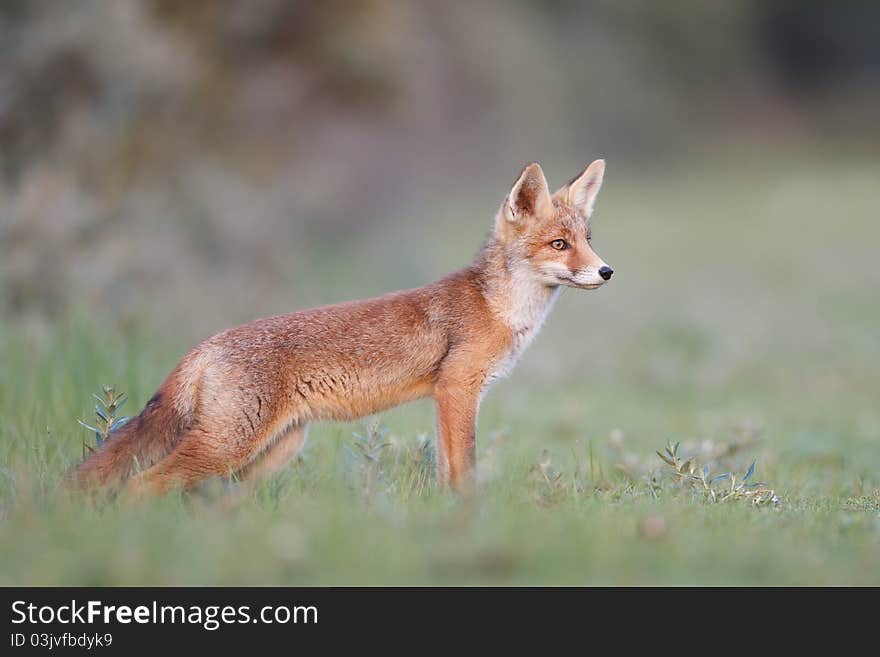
[71,160,613,494]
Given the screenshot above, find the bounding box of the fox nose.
[598,266,614,281]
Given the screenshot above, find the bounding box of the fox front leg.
[434,355,485,491]
[434,387,478,491]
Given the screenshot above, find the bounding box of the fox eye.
[550,239,569,251]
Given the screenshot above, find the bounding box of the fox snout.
[565,264,612,289]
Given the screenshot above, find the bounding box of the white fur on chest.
[484,269,562,388]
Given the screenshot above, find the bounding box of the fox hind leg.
[125,427,231,496]
[127,419,276,496]
[235,423,308,482]
[127,415,309,496]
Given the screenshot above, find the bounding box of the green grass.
[2,155,879,585]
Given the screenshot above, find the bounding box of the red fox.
[73,160,613,494]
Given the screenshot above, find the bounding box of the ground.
[1,154,878,585]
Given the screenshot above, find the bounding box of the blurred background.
[2,0,878,335]
[1,0,879,586]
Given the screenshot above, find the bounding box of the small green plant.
[529,449,593,505]
[395,432,436,498]
[77,385,129,459]
[656,441,779,506]
[534,450,564,499]
[348,419,391,497]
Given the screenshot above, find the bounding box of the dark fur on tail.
[71,388,187,489]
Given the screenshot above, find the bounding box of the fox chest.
[482,285,562,390]
[484,328,537,387]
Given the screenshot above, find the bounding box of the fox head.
[495,160,613,289]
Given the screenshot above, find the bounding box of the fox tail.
[70,358,201,489]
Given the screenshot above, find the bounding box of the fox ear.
[504,162,553,224]
[559,159,605,215]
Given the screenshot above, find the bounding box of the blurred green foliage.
[2,1,879,329]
